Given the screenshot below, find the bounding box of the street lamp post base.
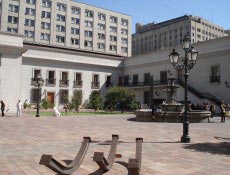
[181,135,190,143]
[36,115,40,117]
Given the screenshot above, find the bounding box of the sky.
[75,0,230,33]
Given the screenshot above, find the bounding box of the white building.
[0,0,131,57]
[125,36,230,106]
[0,31,124,112]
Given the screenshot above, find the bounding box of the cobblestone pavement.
[0,114,229,175]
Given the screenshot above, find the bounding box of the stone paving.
[0,113,229,175]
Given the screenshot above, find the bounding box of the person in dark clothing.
[1,101,5,116]
[220,101,226,123]
[210,102,215,118]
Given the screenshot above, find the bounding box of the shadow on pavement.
[183,142,230,155]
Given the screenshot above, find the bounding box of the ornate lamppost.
[169,36,198,143]
[36,74,44,117]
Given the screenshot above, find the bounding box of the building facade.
[125,36,230,107]
[132,15,227,56]
[0,0,131,57]
[0,31,124,112]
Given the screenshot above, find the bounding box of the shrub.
[89,91,103,111]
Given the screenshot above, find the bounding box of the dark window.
[59,89,69,104]
[144,91,150,105]
[133,74,138,86]
[144,73,150,85]
[30,88,41,103]
[160,71,168,84]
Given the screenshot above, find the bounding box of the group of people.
[0,100,22,117]
[188,102,216,117]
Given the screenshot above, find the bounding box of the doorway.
[47,92,55,104]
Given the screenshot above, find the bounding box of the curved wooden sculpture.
[128,138,143,175]
[93,135,119,172]
[39,137,91,175]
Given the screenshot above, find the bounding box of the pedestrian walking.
[16,100,22,117]
[220,101,226,123]
[0,100,5,116]
[210,102,215,118]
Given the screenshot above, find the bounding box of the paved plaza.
[0,114,229,175]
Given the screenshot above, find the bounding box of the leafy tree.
[41,98,54,109]
[105,86,138,113]
[69,90,83,113]
[89,91,103,111]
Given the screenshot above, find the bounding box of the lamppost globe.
[169,49,180,66]
[188,48,198,65]
[182,35,191,49]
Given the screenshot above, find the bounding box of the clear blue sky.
[75,0,230,33]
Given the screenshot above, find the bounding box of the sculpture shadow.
[183,142,230,155]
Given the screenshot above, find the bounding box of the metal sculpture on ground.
[128,138,143,175]
[39,137,91,175]
[93,134,119,172]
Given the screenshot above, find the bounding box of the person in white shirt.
[16,100,22,117]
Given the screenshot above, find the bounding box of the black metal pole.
[36,83,40,117]
[181,49,190,143]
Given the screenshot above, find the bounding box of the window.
[59,90,69,104]
[56,35,65,43]
[210,65,220,83]
[24,30,34,38]
[97,43,105,49]
[25,8,35,16]
[7,27,18,33]
[121,38,128,44]
[85,30,93,37]
[71,17,80,24]
[46,70,55,85]
[31,88,41,103]
[110,35,117,42]
[57,14,65,21]
[110,45,117,51]
[57,2,66,11]
[9,4,19,13]
[71,28,79,35]
[56,25,65,32]
[121,19,128,26]
[85,21,93,27]
[74,73,82,87]
[42,0,51,8]
[98,13,106,21]
[8,16,18,23]
[144,91,150,105]
[41,11,51,18]
[84,40,92,47]
[160,71,168,84]
[121,29,128,35]
[98,23,105,30]
[25,19,35,27]
[144,73,150,85]
[41,22,50,30]
[60,72,69,86]
[124,75,129,86]
[98,33,105,40]
[110,16,117,23]
[26,0,36,5]
[121,47,128,53]
[85,10,93,17]
[40,33,50,40]
[110,26,117,33]
[92,74,100,88]
[133,74,138,86]
[71,6,80,14]
[71,38,79,45]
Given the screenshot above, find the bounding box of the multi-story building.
[0,0,132,57]
[132,15,227,56]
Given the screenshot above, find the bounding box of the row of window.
[8,2,129,26]
[192,26,224,33]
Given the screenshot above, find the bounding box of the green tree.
[69,90,83,113]
[105,86,138,113]
[89,91,103,111]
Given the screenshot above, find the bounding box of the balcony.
[31,77,37,86]
[210,76,220,83]
[46,79,56,86]
[59,79,69,87]
[91,81,100,89]
[73,80,83,88]
[123,80,176,88]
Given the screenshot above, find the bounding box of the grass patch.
[26,111,130,117]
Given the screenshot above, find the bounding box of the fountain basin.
[134,109,153,122]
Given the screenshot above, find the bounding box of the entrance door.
[47,92,55,104]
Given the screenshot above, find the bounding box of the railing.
[178,80,222,106]
[31,78,37,85]
[46,79,56,86]
[91,81,100,89]
[123,80,171,87]
[59,80,69,87]
[210,76,220,83]
[73,80,83,88]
